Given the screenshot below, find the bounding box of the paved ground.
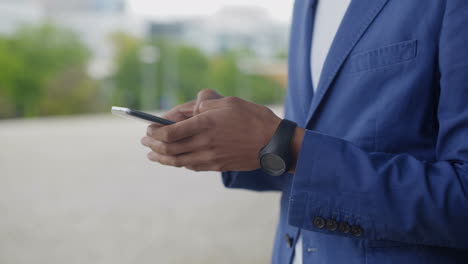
[0,111,281,264]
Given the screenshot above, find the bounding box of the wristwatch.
[258,119,298,176]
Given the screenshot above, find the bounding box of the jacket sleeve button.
[313,216,326,229]
[325,219,338,231]
[338,222,351,234]
[351,225,364,237]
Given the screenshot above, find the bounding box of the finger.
[194,89,222,115]
[146,100,198,137]
[147,150,218,169]
[141,136,153,147]
[198,96,240,113]
[145,101,196,135]
[148,114,210,143]
[147,152,181,168]
[161,100,196,122]
[142,134,211,156]
[185,163,220,172]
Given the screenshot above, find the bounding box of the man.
[141,0,468,263]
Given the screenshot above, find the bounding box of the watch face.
[260,153,286,176]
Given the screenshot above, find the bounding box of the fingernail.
[147,126,153,136]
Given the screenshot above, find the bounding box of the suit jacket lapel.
[287,0,317,126]
[305,0,390,128]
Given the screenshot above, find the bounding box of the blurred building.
[42,0,144,79]
[149,6,289,59]
[0,0,43,34]
[0,0,144,79]
[0,2,288,80]
[41,0,125,14]
[148,6,289,89]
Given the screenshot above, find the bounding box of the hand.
[152,89,223,126]
[193,89,223,116]
[141,96,284,172]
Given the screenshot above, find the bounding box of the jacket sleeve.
[288,1,468,249]
[222,170,285,192]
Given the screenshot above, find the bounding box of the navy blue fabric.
[222,0,468,263]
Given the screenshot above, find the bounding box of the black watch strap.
[259,119,298,176]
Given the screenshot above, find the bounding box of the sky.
[127,0,295,22]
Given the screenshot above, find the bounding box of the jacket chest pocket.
[342,40,418,74]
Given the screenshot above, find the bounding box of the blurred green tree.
[111,36,211,109]
[176,45,210,103]
[110,33,286,110]
[208,53,240,97]
[0,26,286,119]
[110,32,143,109]
[246,74,285,105]
[0,24,100,118]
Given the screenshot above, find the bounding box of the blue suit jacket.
[223,0,468,263]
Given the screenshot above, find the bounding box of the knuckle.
[197,101,206,112]
[161,128,175,142]
[167,144,179,156]
[171,158,183,168]
[198,89,216,98]
[149,124,160,129]
[147,152,157,162]
[224,96,239,106]
[161,159,173,166]
[158,132,167,142]
[147,126,154,136]
[159,156,170,165]
[148,141,157,152]
[159,143,170,155]
[198,89,210,96]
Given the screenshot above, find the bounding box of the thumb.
[193,89,222,115]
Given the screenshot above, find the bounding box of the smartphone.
[111,106,175,125]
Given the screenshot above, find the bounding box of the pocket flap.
[344,40,418,74]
